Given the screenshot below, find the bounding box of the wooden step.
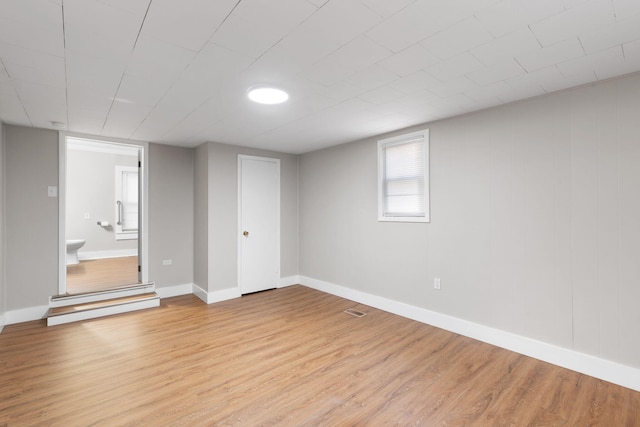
[47,292,160,326]
[50,282,156,308]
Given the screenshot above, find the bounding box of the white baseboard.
[78,249,137,260]
[279,275,301,288]
[299,275,640,392]
[193,285,241,304]
[156,283,194,299]
[5,305,49,325]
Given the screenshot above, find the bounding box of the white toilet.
[66,239,86,265]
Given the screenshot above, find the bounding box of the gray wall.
[3,125,196,310]
[299,72,640,369]
[193,143,209,290]
[5,126,59,309]
[0,122,5,329]
[66,149,138,252]
[195,142,298,293]
[148,144,194,288]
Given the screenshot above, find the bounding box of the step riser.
[47,298,160,326]
[50,283,155,307]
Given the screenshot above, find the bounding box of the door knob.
[243,231,249,237]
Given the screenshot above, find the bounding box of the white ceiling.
[1,0,640,154]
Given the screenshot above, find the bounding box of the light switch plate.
[47,186,57,197]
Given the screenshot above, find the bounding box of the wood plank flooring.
[66,256,139,294]
[1,285,638,426]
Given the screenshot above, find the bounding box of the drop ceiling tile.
[298,0,382,45]
[516,37,585,72]
[360,0,415,18]
[320,81,369,102]
[302,36,392,85]
[246,27,341,78]
[624,39,640,60]
[64,24,135,63]
[426,53,485,82]
[95,0,151,17]
[142,0,239,51]
[505,65,564,95]
[474,0,564,38]
[345,64,399,90]
[115,74,171,107]
[542,69,598,92]
[102,101,153,139]
[389,71,442,95]
[0,82,30,124]
[464,81,512,102]
[425,76,478,98]
[358,86,406,104]
[419,18,495,60]
[3,60,65,88]
[127,35,197,81]
[0,0,63,33]
[209,14,282,59]
[471,28,541,66]
[66,51,127,94]
[0,42,64,71]
[365,1,443,53]
[612,0,640,20]
[557,45,623,77]
[579,12,640,54]
[530,0,615,47]
[377,44,440,77]
[466,59,527,86]
[0,16,64,57]
[66,84,113,116]
[233,0,319,39]
[63,0,143,40]
[67,108,107,135]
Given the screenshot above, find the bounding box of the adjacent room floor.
[66,256,139,294]
[1,285,638,425]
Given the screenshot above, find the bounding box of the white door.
[238,155,280,294]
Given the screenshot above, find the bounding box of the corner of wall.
[0,121,5,332]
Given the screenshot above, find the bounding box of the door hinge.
[138,265,141,272]
[138,161,141,167]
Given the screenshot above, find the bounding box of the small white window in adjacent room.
[377,129,429,222]
[115,165,139,240]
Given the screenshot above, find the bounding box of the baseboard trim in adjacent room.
[5,305,49,325]
[156,283,194,299]
[278,275,301,288]
[192,285,242,305]
[299,275,640,393]
[78,249,137,261]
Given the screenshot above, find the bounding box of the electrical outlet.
[434,277,441,290]
[84,212,91,219]
[162,259,172,266]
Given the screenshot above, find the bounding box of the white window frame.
[377,129,430,223]
[115,165,139,240]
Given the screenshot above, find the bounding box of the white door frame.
[237,154,280,294]
[57,132,149,295]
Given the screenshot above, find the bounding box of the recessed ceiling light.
[247,85,289,105]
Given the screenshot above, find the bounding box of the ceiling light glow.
[247,85,289,104]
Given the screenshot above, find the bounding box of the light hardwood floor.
[66,256,139,294]
[1,285,638,426]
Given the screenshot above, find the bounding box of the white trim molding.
[5,305,49,325]
[78,249,137,261]
[299,275,640,392]
[193,285,241,305]
[156,283,194,299]
[278,275,301,288]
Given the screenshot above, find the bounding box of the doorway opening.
[58,134,149,296]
